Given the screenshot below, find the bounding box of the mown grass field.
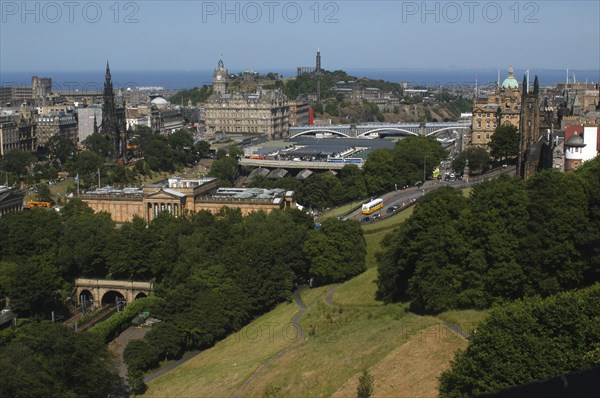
[144,203,485,398]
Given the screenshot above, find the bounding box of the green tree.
[169,128,194,166]
[2,148,35,178]
[208,155,238,186]
[338,164,368,203]
[124,339,158,372]
[363,149,397,194]
[82,132,114,160]
[46,135,76,166]
[168,85,213,105]
[35,183,53,203]
[465,176,529,300]
[61,198,94,218]
[303,218,366,285]
[439,285,600,398]
[6,322,123,397]
[106,216,154,279]
[576,156,600,284]
[313,102,324,114]
[357,369,374,398]
[0,259,61,316]
[127,368,147,395]
[393,136,446,184]
[145,322,186,361]
[65,151,103,187]
[0,208,62,260]
[296,172,342,210]
[376,187,469,309]
[57,211,115,278]
[194,140,211,159]
[325,103,339,116]
[144,137,174,172]
[0,343,51,398]
[452,147,490,174]
[488,124,519,161]
[520,170,592,296]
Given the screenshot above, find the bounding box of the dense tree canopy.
[0,198,364,386]
[377,158,600,313]
[0,322,124,398]
[439,284,600,398]
[303,218,366,285]
[82,132,114,160]
[46,135,76,166]
[2,148,35,177]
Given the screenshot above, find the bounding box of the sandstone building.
[204,58,289,139]
[471,66,522,147]
[79,176,296,223]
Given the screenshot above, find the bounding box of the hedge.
[88,296,165,343]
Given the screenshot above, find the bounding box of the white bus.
[362,198,384,215]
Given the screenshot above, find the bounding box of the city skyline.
[1,1,599,73]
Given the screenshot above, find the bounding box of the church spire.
[522,75,527,96]
[102,61,124,159]
[533,75,539,95]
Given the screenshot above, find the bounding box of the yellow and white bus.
[362,198,384,215]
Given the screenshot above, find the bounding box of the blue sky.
[1,0,598,72]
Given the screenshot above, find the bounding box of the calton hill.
[1,110,599,398]
[170,68,473,123]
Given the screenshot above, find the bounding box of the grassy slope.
[144,204,485,398]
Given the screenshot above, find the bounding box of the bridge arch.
[290,129,350,138]
[134,292,147,300]
[358,127,419,137]
[426,126,471,136]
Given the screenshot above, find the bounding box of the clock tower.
[213,56,229,96]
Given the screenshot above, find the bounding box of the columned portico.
[143,188,186,222]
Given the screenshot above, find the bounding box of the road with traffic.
[347,166,516,223]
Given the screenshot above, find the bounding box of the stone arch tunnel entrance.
[74,279,154,309]
[101,290,126,307]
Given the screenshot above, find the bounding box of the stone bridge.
[74,278,154,308]
[289,121,471,138]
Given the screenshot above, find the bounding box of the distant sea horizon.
[1,68,598,91]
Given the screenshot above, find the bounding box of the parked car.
[360,216,371,223]
[386,205,399,213]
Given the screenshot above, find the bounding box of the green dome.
[502,65,519,89]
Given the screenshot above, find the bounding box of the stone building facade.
[471,66,522,148]
[79,177,296,223]
[0,186,25,216]
[288,101,310,126]
[204,58,290,139]
[0,111,37,156]
[34,112,78,147]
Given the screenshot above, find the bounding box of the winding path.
[231,285,337,398]
[144,349,201,383]
[441,320,470,340]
